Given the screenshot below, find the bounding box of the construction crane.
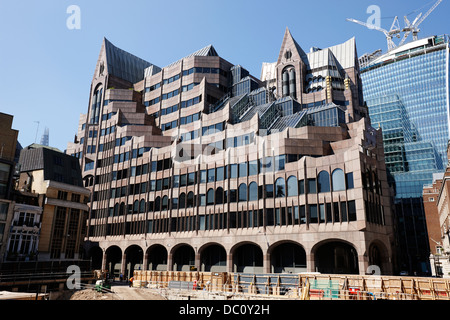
[398,0,442,47]
[346,16,401,51]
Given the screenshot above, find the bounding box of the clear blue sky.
[0,0,448,152]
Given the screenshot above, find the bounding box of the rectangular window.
[309,204,318,223]
[348,200,357,221]
[188,172,195,186]
[265,184,274,198]
[341,202,347,222]
[216,167,224,181]
[200,194,206,206]
[248,160,258,176]
[200,170,206,183]
[173,175,180,188]
[308,178,317,193]
[319,204,325,223]
[239,162,247,178]
[180,174,187,187]
[299,180,305,194]
[275,155,285,171]
[346,172,354,189]
[230,164,238,178]
[207,168,215,182]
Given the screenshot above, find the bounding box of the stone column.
[264,253,271,273]
[167,253,173,271]
[101,251,107,271]
[121,253,127,278]
[227,254,234,273]
[195,252,201,272]
[306,253,315,273]
[143,253,148,271]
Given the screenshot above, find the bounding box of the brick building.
[423,142,450,277]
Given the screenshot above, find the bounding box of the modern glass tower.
[360,34,450,275]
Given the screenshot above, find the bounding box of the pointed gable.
[277,27,308,66]
[94,38,155,84]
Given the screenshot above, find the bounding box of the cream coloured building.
[67,28,396,277]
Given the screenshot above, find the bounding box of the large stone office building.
[67,29,395,277]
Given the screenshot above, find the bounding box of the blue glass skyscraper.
[361,35,450,275]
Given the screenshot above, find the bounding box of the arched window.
[133,200,139,214]
[179,193,186,209]
[287,176,298,197]
[162,196,168,211]
[207,188,215,205]
[238,183,247,202]
[332,168,346,191]
[139,199,146,213]
[275,178,285,198]
[215,187,224,204]
[248,182,258,201]
[187,192,194,208]
[317,171,330,193]
[119,202,125,215]
[154,197,161,211]
[114,203,119,217]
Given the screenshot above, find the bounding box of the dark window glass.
[239,162,247,178]
[308,178,316,193]
[216,167,224,181]
[230,164,238,178]
[248,160,258,176]
[348,200,357,221]
[275,178,285,198]
[309,204,318,223]
[346,172,354,189]
[238,184,247,202]
[207,169,215,182]
[249,182,258,201]
[318,171,330,193]
[207,189,214,205]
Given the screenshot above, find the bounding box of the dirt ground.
[69,285,167,300]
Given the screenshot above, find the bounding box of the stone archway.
[146,244,168,271]
[88,246,103,270]
[313,240,359,274]
[172,244,195,271]
[199,243,227,272]
[231,242,264,273]
[269,241,307,273]
[124,245,144,279]
[105,245,122,278]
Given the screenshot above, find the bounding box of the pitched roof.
[103,38,153,83]
[164,45,218,69]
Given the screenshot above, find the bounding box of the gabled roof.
[164,44,218,69]
[277,27,308,66]
[103,38,153,83]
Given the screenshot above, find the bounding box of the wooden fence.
[131,270,450,300]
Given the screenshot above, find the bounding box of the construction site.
[3,269,449,301]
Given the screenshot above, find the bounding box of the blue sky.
[0,0,448,152]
